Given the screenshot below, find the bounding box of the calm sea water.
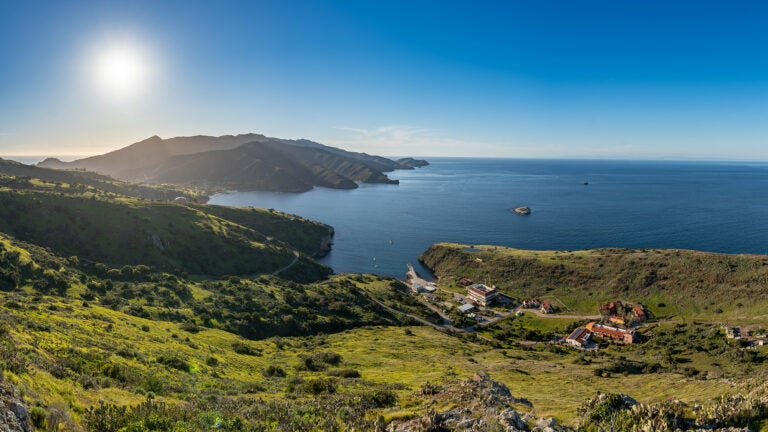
[2,156,86,165]
[209,159,768,278]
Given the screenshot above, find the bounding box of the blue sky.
[1,0,768,159]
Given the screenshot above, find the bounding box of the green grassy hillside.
[192,204,333,257]
[2,290,766,431]
[0,158,203,201]
[0,184,332,278]
[421,243,768,322]
[0,232,766,430]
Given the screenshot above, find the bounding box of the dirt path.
[363,291,468,333]
[272,251,300,276]
[518,307,602,320]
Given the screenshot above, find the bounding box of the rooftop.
[468,284,497,294]
[458,303,475,313]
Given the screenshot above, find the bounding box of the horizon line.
[5,153,768,165]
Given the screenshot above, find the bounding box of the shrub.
[316,351,342,366]
[205,357,219,367]
[302,378,337,395]
[30,406,48,429]
[156,355,190,372]
[142,376,164,394]
[362,389,398,408]
[179,322,200,333]
[100,362,128,383]
[296,351,343,371]
[140,324,150,332]
[297,355,325,372]
[262,365,287,378]
[232,342,261,356]
[326,368,360,378]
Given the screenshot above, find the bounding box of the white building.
[466,284,499,306]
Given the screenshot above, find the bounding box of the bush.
[140,324,150,332]
[205,356,219,367]
[30,406,48,429]
[326,368,360,378]
[302,378,337,395]
[315,351,342,366]
[232,342,261,356]
[142,375,164,393]
[297,351,343,371]
[179,322,200,333]
[262,365,287,378]
[361,389,398,408]
[155,355,190,372]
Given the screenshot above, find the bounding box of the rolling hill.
[420,242,768,321]
[0,158,202,201]
[38,133,427,192]
[0,179,333,279]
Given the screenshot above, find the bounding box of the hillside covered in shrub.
[421,243,768,320]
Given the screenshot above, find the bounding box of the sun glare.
[91,42,151,101]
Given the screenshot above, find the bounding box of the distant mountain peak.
[37,132,428,192]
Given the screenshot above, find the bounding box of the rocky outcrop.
[396,158,430,168]
[386,373,564,432]
[316,229,335,257]
[0,384,31,432]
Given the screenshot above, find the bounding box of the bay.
[209,158,768,278]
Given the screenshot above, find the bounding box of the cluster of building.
[521,298,553,314]
[566,322,637,348]
[724,326,767,347]
[599,301,647,327]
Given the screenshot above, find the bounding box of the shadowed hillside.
[38,133,426,192]
[0,183,332,278]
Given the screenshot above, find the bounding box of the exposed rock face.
[316,230,334,257]
[386,373,561,432]
[0,384,31,432]
[395,158,430,168]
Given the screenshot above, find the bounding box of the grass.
[421,243,768,323]
[5,296,760,428]
[0,187,332,278]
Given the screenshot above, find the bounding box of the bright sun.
[92,43,150,100]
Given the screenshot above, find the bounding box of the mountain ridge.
[38,133,427,192]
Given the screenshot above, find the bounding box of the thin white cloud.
[329,125,513,157]
[327,125,768,160]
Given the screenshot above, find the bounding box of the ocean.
[2,156,86,165]
[209,158,768,278]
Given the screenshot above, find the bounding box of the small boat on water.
[583,181,589,185]
[513,206,531,215]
